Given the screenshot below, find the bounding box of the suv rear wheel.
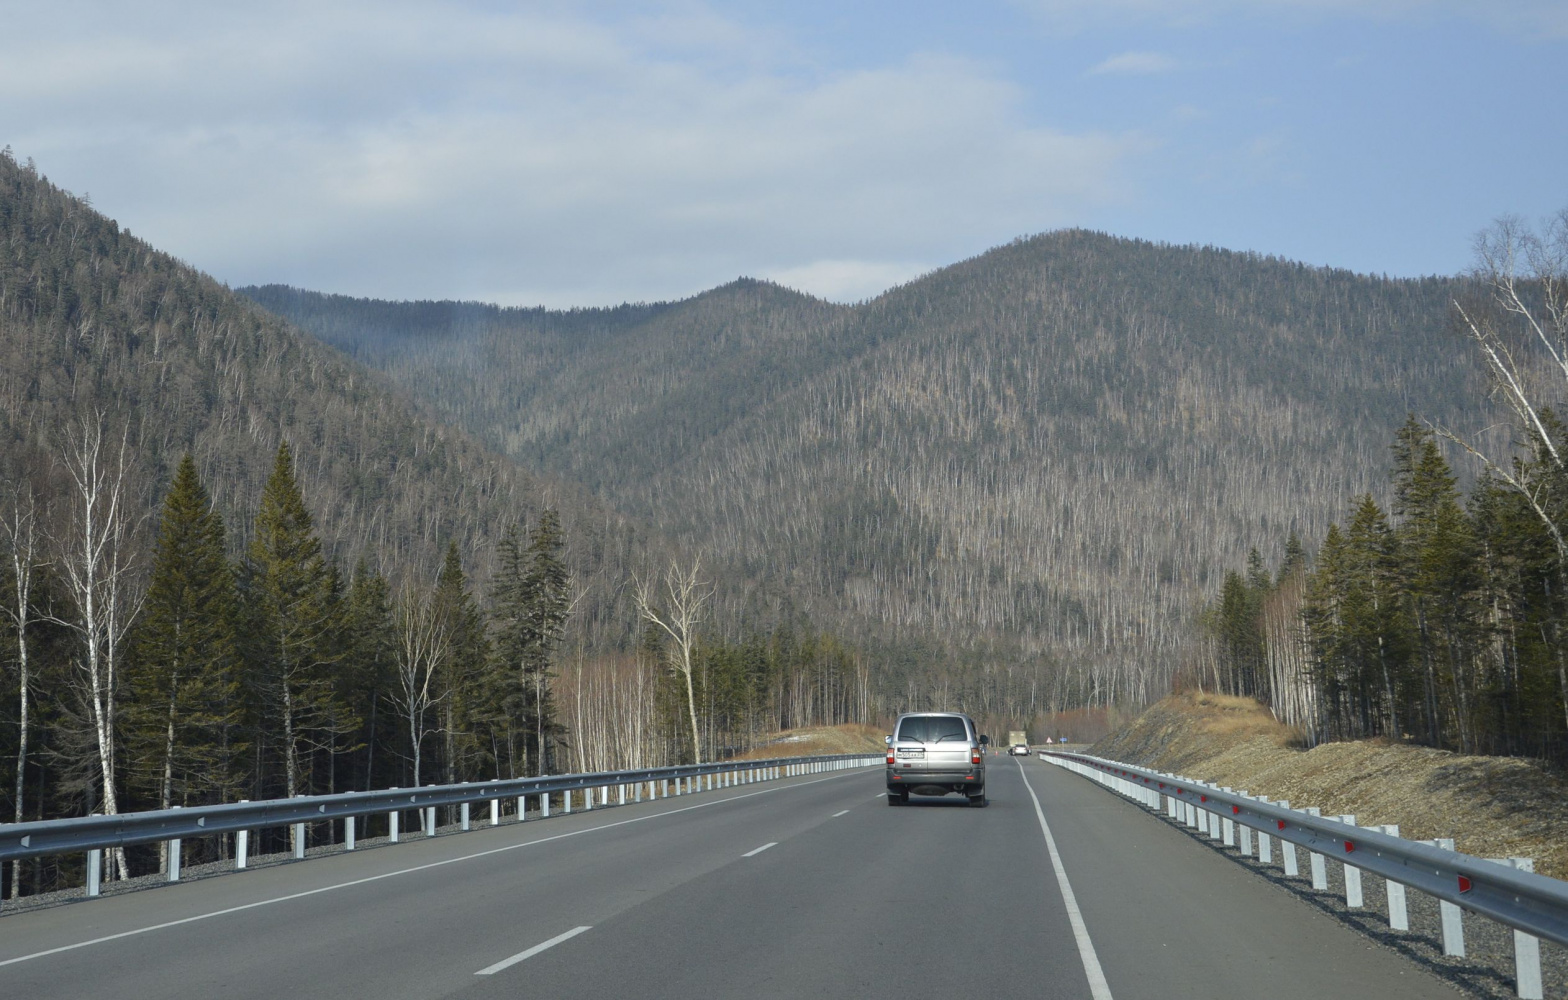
[968,792,987,807]
[886,789,907,806]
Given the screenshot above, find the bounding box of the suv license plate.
[897,749,924,757]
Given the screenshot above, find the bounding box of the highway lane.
[0,757,1468,999]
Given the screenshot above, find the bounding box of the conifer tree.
[242,443,347,805]
[432,542,487,785]
[129,454,243,820]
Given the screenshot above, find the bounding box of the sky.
[2,0,1564,306]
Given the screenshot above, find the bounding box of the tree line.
[1203,421,1568,764]
[0,421,901,898]
[1199,213,1568,768]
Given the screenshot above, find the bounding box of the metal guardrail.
[1042,749,1566,998]
[0,753,881,885]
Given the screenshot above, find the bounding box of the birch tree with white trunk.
[1435,209,1568,731]
[635,559,712,765]
[391,582,450,788]
[49,418,146,882]
[2,483,43,898]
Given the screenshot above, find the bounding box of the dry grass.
[733,723,888,760]
[1093,693,1568,880]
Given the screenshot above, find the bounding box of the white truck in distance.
[1007,730,1029,755]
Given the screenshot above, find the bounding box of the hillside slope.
[246,233,1482,693]
[1092,694,1568,879]
[0,152,653,644]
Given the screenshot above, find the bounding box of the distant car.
[1009,743,1030,756]
[885,711,988,806]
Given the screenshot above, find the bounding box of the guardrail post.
[661,778,669,798]
[1237,793,1253,856]
[390,808,400,844]
[564,789,573,813]
[584,787,594,810]
[517,794,527,821]
[601,785,609,805]
[237,800,249,868]
[293,820,306,859]
[167,805,183,882]
[345,815,356,851]
[87,844,101,898]
[1277,800,1299,877]
[1428,838,1465,957]
[461,802,470,832]
[1220,789,1235,846]
[1491,858,1543,1000]
[1374,824,1406,930]
[541,793,550,818]
[424,806,435,837]
[1336,815,1362,907]
[490,799,500,826]
[1256,796,1273,863]
[1301,807,1326,888]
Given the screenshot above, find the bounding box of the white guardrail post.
[236,800,249,868]
[166,806,182,882]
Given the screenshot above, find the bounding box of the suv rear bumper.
[886,767,984,794]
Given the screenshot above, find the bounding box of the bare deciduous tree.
[1434,209,1568,729]
[2,483,44,898]
[48,417,146,881]
[392,583,451,788]
[635,559,712,765]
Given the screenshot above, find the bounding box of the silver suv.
[885,712,989,806]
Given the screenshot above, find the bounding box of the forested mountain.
[0,151,906,883]
[0,152,655,645]
[245,235,1481,703]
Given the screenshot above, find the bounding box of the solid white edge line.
[742,842,777,857]
[832,810,849,817]
[0,767,870,969]
[1015,758,1114,1000]
[475,925,592,975]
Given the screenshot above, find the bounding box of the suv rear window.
[896,716,971,743]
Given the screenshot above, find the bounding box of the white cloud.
[0,1,1145,307]
[1090,51,1181,75]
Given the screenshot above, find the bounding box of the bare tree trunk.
[51,418,145,883]
[3,485,41,899]
[635,559,712,766]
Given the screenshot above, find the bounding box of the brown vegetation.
[1093,693,1568,879]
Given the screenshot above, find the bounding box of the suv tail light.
[971,750,982,764]
[887,749,895,765]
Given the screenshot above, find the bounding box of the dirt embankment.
[734,723,888,760]
[1091,692,1568,880]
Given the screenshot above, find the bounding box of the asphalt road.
[0,756,1467,1000]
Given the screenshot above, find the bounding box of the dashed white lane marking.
[0,769,867,969]
[832,810,849,817]
[742,842,778,857]
[1015,759,1114,1000]
[475,925,592,975]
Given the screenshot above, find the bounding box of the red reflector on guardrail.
[1232,806,1240,815]
[1458,876,1472,893]
[1200,795,1207,803]
[1159,782,1165,789]
[1344,841,1355,853]
[1277,820,1287,830]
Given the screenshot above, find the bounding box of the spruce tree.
[242,442,347,803]
[129,454,243,815]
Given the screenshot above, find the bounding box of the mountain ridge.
[243,228,1485,699]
